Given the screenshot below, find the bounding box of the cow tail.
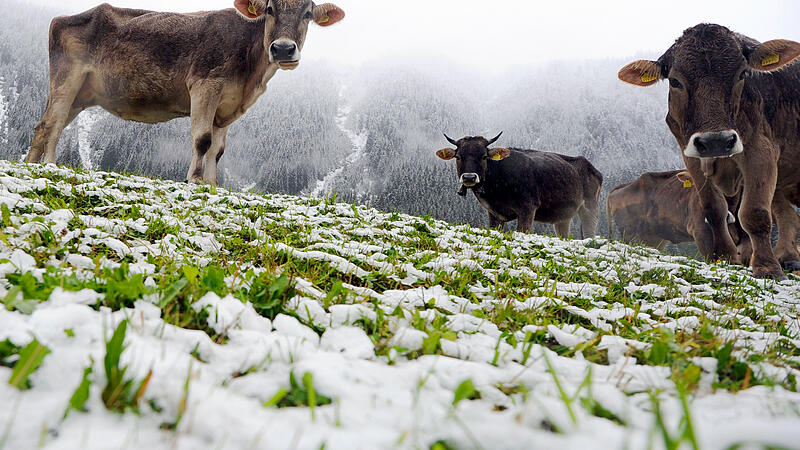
[606,193,614,240]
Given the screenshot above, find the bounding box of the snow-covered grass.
[0,161,799,449]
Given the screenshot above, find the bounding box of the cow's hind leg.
[28,70,87,164]
[554,220,571,238]
[188,82,223,184]
[202,125,229,185]
[577,204,599,239]
[771,191,800,271]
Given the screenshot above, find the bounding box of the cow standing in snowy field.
[27,0,344,185]
[606,167,751,261]
[618,24,800,279]
[436,134,603,237]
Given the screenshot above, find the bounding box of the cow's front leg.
[771,189,800,271]
[188,83,223,184]
[739,149,784,279]
[488,213,503,230]
[202,125,229,185]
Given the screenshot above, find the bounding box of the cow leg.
[683,157,738,261]
[577,204,599,239]
[28,71,87,164]
[202,125,229,185]
[771,190,800,271]
[488,213,503,230]
[188,83,223,184]
[516,209,535,233]
[739,147,784,279]
[554,220,571,238]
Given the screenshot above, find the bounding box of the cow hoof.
[780,260,800,272]
[752,267,788,281]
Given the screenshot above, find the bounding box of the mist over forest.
[0,1,684,236]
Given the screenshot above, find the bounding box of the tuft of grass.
[7,338,50,390]
[101,321,152,413]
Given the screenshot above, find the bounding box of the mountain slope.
[0,162,799,449]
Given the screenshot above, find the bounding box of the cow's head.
[436,133,510,191]
[234,0,344,70]
[619,24,800,159]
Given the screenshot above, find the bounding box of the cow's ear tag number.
[762,53,780,67]
[683,180,693,188]
[248,3,257,16]
[641,73,658,83]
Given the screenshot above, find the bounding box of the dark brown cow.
[607,169,751,261]
[619,24,800,279]
[27,0,344,184]
[436,134,603,237]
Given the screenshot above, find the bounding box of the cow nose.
[270,41,298,61]
[460,173,479,186]
[688,131,742,158]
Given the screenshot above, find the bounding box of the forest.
[0,0,683,236]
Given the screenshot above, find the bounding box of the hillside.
[0,162,799,449]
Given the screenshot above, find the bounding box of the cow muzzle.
[460,173,480,187]
[684,130,743,159]
[270,39,300,69]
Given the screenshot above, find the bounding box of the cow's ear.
[675,171,694,187]
[313,3,345,26]
[234,0,266,19]
[618,60,663,86]
[748,39,800,71]
[436,148,456,160]
[488,148,511,161]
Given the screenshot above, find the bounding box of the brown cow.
[619,24,800,279]
[27,0,344,185]
[607,169,751,261]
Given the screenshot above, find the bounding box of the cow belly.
[475,196,515,222]
[86,72,190,123]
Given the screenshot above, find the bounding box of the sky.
[20,0,800,71]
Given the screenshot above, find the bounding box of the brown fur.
[27,1,344,185]
[619,24,800,278]
[607,169,750,260]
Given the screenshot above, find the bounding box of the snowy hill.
[0,162,799,449]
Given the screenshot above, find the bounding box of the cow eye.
[266,5,274,15]
[669,78,683,89]
[304,11,312,19]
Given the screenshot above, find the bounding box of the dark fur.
[445,137,603,237]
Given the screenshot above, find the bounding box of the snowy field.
[0,161,799,449]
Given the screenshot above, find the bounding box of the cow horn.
[443,133,458,146]
[487,132,503,145]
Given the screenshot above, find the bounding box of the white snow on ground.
[0,162,798,449]
[310,86,368,199]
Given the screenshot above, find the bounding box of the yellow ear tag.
[319,15,329,23]
[762,53,780,67]
[683,179,693,188]
[247,3,257,15]
[641,73,658,83]
[491,154,503,161]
